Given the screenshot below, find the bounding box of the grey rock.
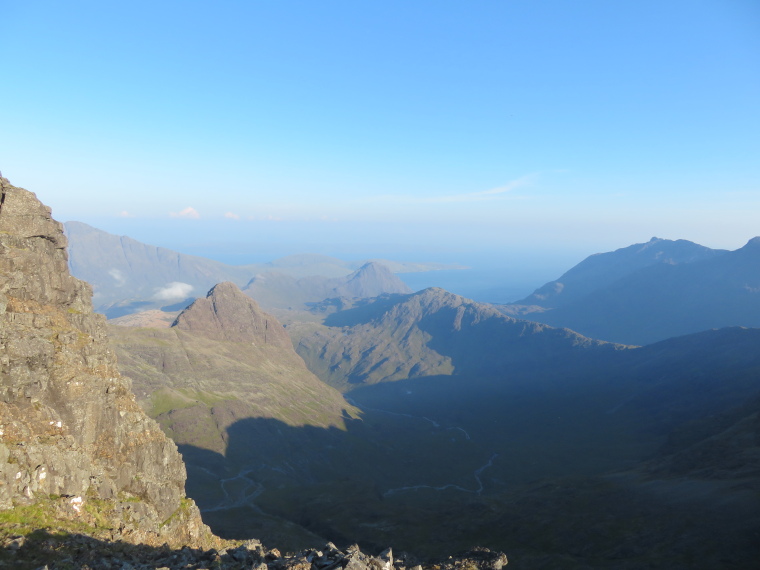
[0,176,218,548]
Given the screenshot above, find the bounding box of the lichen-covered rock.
[0,174,219,548]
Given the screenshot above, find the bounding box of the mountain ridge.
[501,236,760,344]
[292,287,623,391]
[512,236,725,309]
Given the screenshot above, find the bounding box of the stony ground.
[0,532,507,570]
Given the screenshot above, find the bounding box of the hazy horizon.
[61,216,757,306]
[2,1,758,267]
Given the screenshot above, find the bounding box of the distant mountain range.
[64,221,458,316]
[501,236,760,345]
[242,262,412,309]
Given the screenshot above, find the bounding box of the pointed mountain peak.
[355,261,390,272]
[172,281,290,346]
[334,261,412,298]
[348,260,402,279]
[740,236,760,250]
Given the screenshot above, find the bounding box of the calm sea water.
[396,252,577,305]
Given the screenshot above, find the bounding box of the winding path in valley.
[383,453,498,497]
[198,398,498,511]
[203,468,264,513]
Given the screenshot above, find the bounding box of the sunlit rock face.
[0,174,215,547]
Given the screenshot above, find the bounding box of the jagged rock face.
[293,287,621,390]
[0,176,215,547]
[173,281,292,347]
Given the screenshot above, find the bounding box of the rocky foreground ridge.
[0,175,224,550]
[0,176,508,568]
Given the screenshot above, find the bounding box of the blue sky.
[1,0,759,268]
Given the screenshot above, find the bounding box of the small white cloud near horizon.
[118,210,133,218]
[224,212,241,220]
[152,282,194,301]
[169,206,200,219]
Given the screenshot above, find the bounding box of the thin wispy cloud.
[224,212,241,220]
[118,210,133,218]
[371,175,535,205]
[169,206,200,219]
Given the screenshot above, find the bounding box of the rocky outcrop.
[0,175,218,548]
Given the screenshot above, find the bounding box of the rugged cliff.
[0,175,218,548]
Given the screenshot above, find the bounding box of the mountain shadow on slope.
[177,395,760,569]
[169,324,760,564]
